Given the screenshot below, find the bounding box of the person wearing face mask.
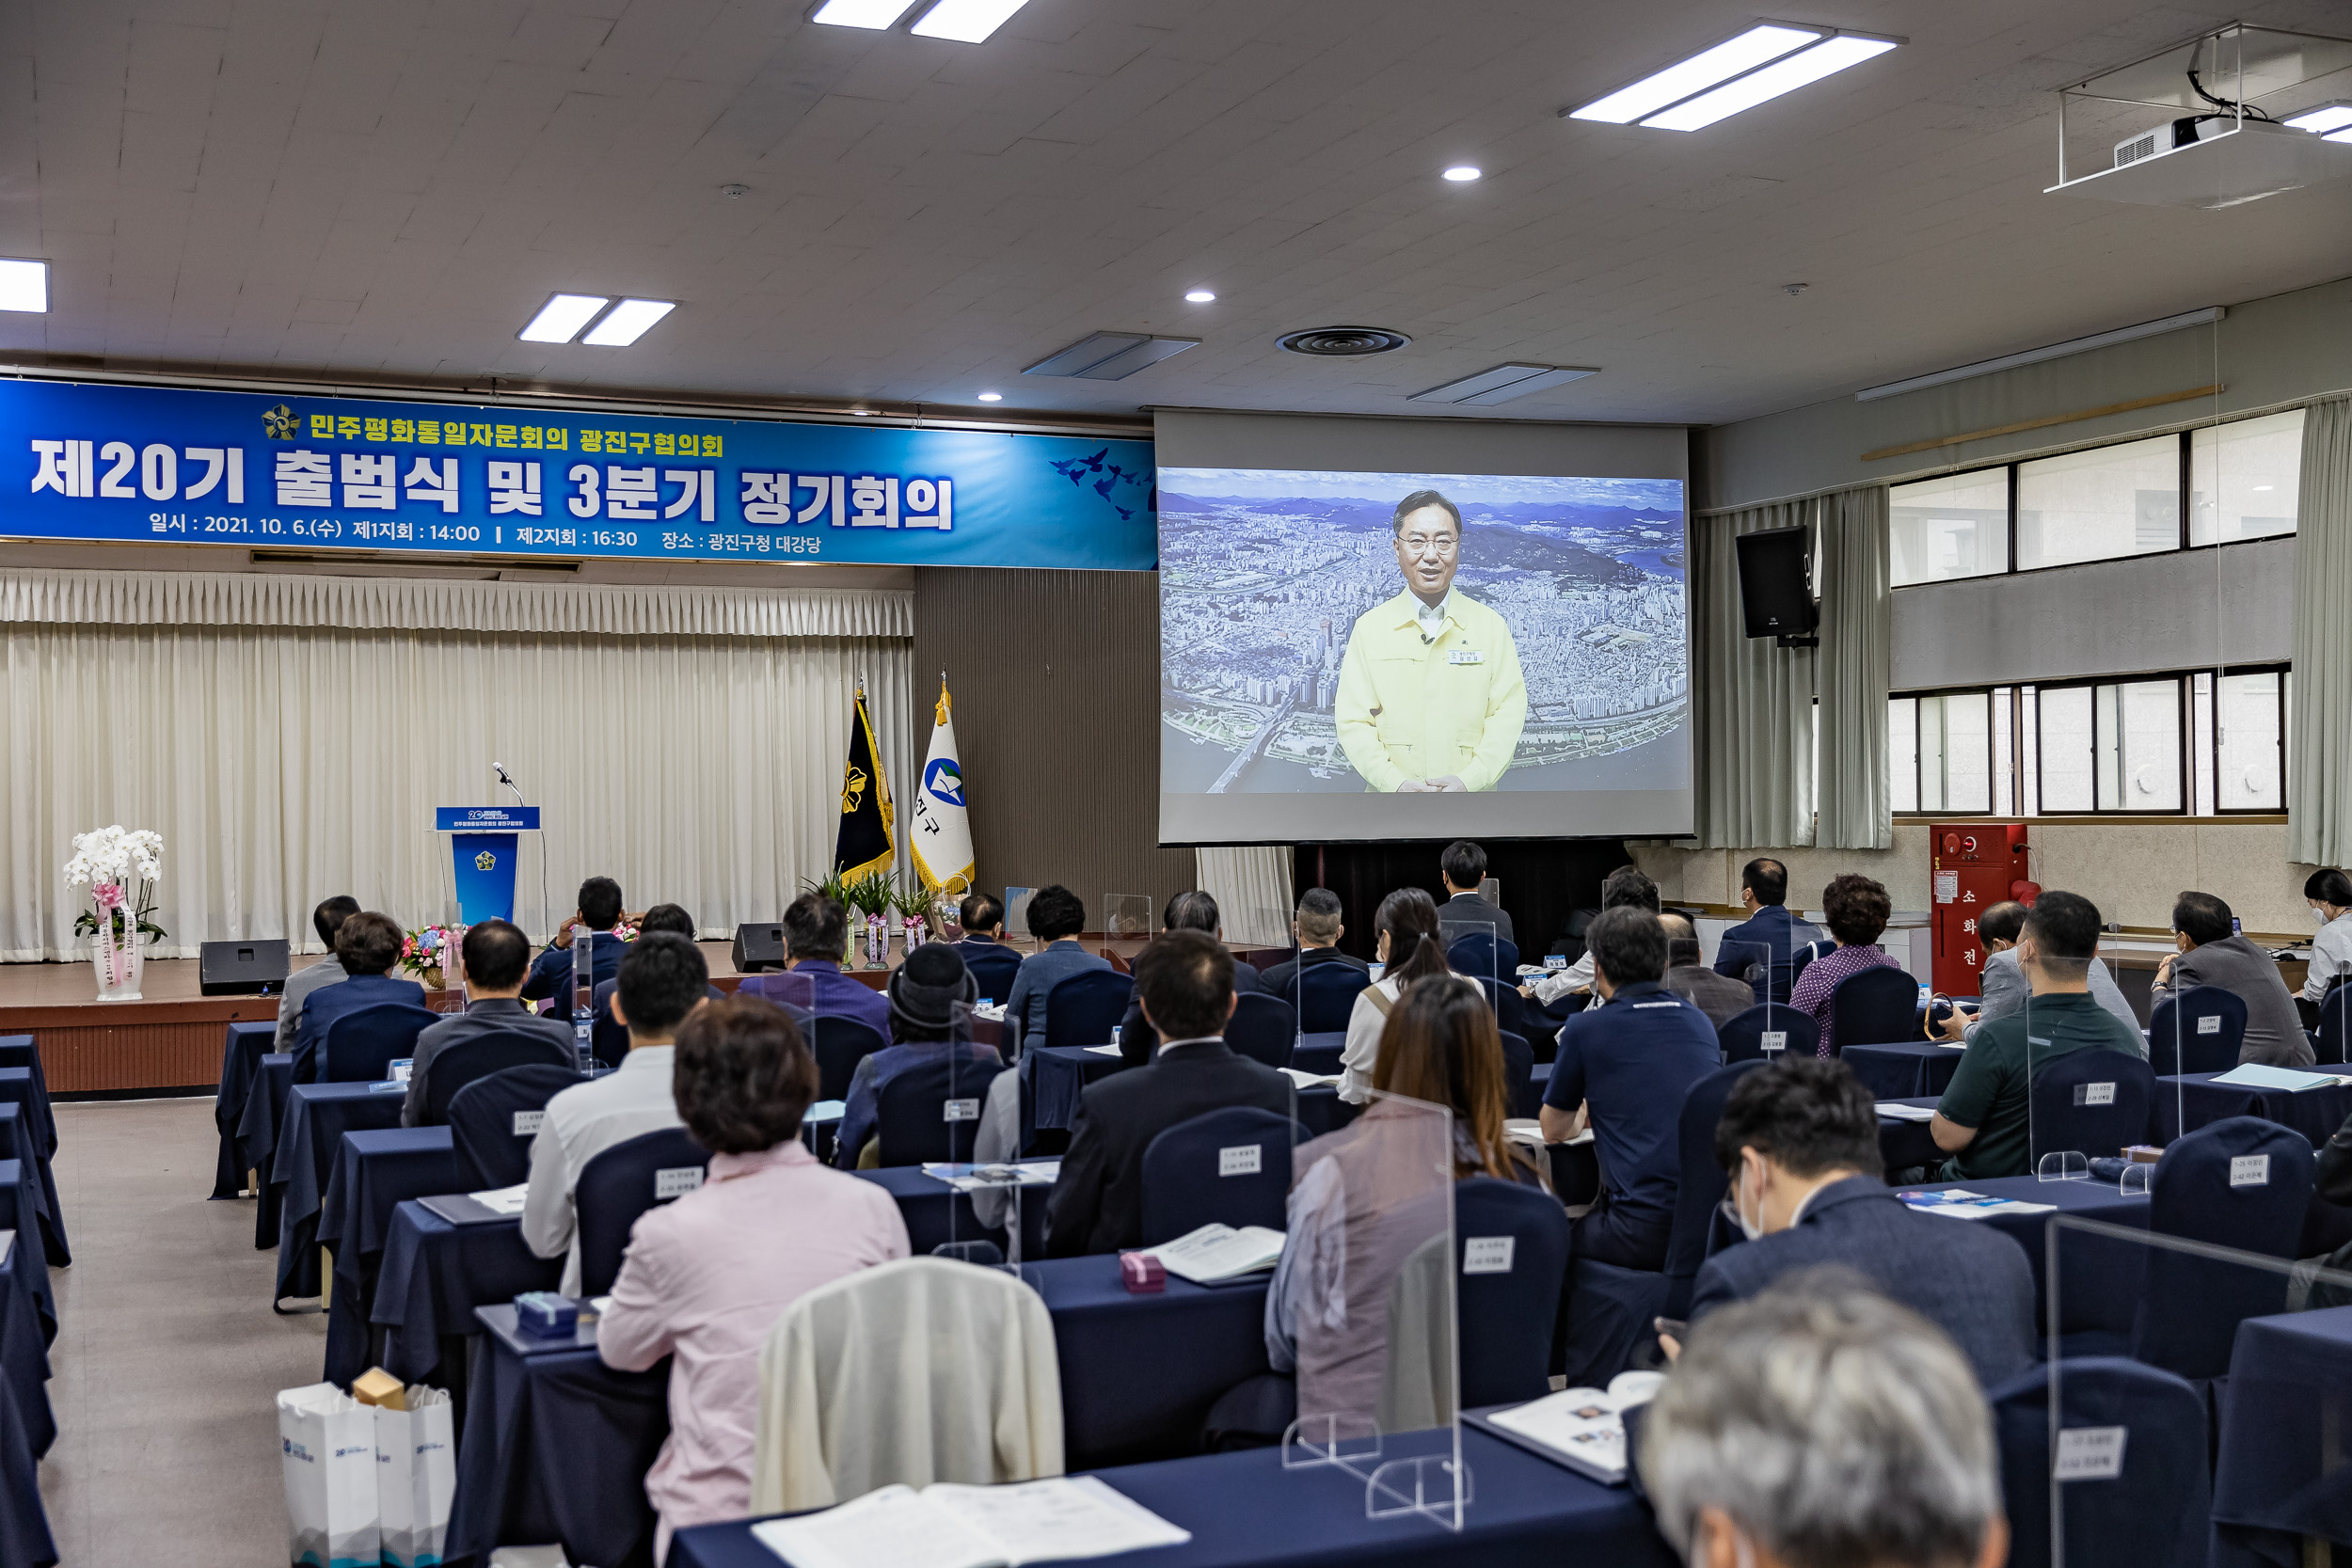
[1681,1057,2035,1390]
[2299,869,2352,1029]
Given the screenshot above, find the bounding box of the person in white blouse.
[1338,887,1453,1102]
[2303,868,2352,1018]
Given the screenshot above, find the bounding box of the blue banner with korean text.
[0,378,1157,570]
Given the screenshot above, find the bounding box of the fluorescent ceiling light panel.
[1641,33,1899,131]
[909,0,1029,42]
[811,0,918,27]
[518,293,609,343]
[2329,128,2352,146]
[2283,102,2352,134]
[1853,306,2223,401]
[581,298,675,346]
[1568,24,1820,123]
[1411,363,1598,404]
[1022,330,1198,380]
[1458,366,1599,404]
[0,259,48,313]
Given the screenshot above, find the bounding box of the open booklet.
[922,1163,1060,1193]
[1898,1188,2055,1219]
[2210,1063,2352,1093]
[418,1183,530,1227]
[753,1478,1189,1568]
[1471,1370,1664,1484]
[1134,1223,1284,1284]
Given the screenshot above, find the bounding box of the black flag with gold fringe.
[834,685,896,880]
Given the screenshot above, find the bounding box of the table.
[0,1074,62,1269]
[211,1020,278,1199]
[318,1127,465,1386]
[1892,1174,2152,1336]
[2155,1072,2352,1148]
[669,1424,1676,1568]
[0,1107,62,1285]
[1841,1039,1966,1101]
[1876,1099,1944,1175]
[1289,1032,1345,1076]
[0,1233,56,1568]
[238,1053,294,1247]
[0,1039,54,1157]
[270,1079,409,1305]
[1026,1046,1128,1132]
[2212,1305,2352,1566]
[0,1168,52,1340]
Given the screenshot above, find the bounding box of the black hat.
[888,941,977,1035]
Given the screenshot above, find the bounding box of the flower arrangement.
[65,826,167,948]
[891,876,932,948]
[401,924,457,988]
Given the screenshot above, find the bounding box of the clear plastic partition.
[1439,918,1500,1023]
[1279,1090,1466,1530]
[939,1001,1041,1266]
[1716,941,1780,1064]
[569,927,596,1071]
[441,923,469,1014]
[1003,886,1038,955]
[1103,894,1153,969]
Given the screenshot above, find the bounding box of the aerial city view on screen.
[1159,467,1689,794]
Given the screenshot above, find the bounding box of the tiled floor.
[35,1097,326,1564]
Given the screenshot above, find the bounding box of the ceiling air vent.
[1022,331,1200,381]
[1276,325,1411,356]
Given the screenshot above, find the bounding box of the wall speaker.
[732,923,787,974]
[1734,525,1818,642]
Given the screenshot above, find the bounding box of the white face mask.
[1733,1159,1765,1242]
[2315,905,2333,926]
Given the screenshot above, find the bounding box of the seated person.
[1524,865,1658,1006]
[1660,912,1755,1029]
[521,932,707,1293]
[401,918,575,1125]
[293,911,425,1081]
[1258,887,1371,1000]
[1932,899,2137,1044]
[1708,856,1823,1006]
[1538,907,1718,1271]
[1687,1057,2035,1388]
[834,942,1001,1167]
[276,895,360,1053]
[591,903,725,1033]
[1003,884,1111,1047]
[1339,887,1452,1103]
[1787,874,1904,1056]
[599,994,909,1559]
[736,893,893,1043]
[2303,868,2352,1023]
[954,891,1008,955]
[520,875,632,1014]
[1929,890,2144,1182]
[1641,1278,2008,1568]
[2153,889,2313,1067]
[1044,929,1293,1255]
[1116,889,1263,1065]
[1437,839,1514,945]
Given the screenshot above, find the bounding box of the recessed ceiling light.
[851,409,875,416]
[2252,484,2276,492]
[0,259,47,313]
[1639,33,1899,131]
[977,391,1003,402]
[1442,166,1482,182]
[909,0,1030,42]
[811,0,918,27]
[518,293,610,343]
[2328,128,2352,146]
[580,298,676,347]
[2284,103,2352,135]
[1184,289,1216,303]
[1567,23,1821,123]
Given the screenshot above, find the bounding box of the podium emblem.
[475,849,498,871]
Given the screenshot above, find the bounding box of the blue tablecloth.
[0,1234,55,1568]
[239,1053,294,1247]
[319,1127,462,1386]
[0,1075,62,1268]
[1030,1255,1270,1466]
[1892,1174,2151,1336]
[671,1425,1675,1568]
[1842,1039,1965,1101]
[0,1108,62,1283]
[1026,1046,1127,1132]
[1288,1032,1345,1076]
[0,1040,53,1157]
[0,1233,51,1459]
[1876,1100,1943,1174]
[2156,1072,2352,1148]
[212,1020,279,1199]
[0,1168,53,1340]
[2213,1305,2352,1566]
[271,1079,409,1305]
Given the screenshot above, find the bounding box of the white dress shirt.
[521,1045,683,1295]
[1338,977,1404,1103]
[2307,911,2352,1003]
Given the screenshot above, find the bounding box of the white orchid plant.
[64,825,167,947]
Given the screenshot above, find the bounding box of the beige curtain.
[2291,396,2352,865]
[1815,483,1892,849]
[1,570,914,958]
[1693,502,1816,848]
[1195,847,1295,946]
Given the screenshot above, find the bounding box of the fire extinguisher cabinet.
[1929,823,2031,999]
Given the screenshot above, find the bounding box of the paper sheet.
[921,1162,1059,1193]
[1083,1044,1124,1056]
[805,1100,847,1124]
[2210,1063,2348,1093]
[1279,1067,1341,1089]
[1875,1102,1938,1122]
[468,1183,530,1216]
[1138,1223,1284,1284]
[752,1478,1188,1568]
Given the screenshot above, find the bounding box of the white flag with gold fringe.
[910,676,976,895]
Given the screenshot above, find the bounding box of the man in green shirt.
[1929,890,2144,1181]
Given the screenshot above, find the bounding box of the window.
[2215,669,2285,811]
[2016,434,2181,571]
[1890,469,2009,586]
[2190,408,2303,545]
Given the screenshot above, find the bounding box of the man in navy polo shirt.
[1711,857,1822,1005]
[1540,905,1721,1270]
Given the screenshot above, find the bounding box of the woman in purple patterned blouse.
[1788,874,1902,1056]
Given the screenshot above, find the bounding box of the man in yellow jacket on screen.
[1334,490,1528,792]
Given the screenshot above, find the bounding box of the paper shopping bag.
[376,1386,456,1568]
[278,1382,380,1568]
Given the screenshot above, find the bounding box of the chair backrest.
[1717,1005,1819,1065]
[875,1053,1009,1166]
[806,1015,888,1102]
[1497,1029,1534,1119]
[2321,983,2352,1067]
[1826,965,1918,1051]
[1788,937,1833,990]
[1295,963,1369,1034]
[447,1063,584,1190]
[2147,985,2249,1074]
[962,945,1023,1005]
[575,1125,710,1297]
[2026,1049,2155,1165]
[1660,1060,1769,1318]
[1985,1356,2211,1568]
[1445,930,1520,985]
[321,1004,441,1083]
[421,1029,578,1125]
[1223,992,1296,1068]
[1138,1106,1304,1244]
[589,979,628,1070]
[1042,969,1134,1052]
[2130,1115,2316,1380]
[1453,1177,1574,1407]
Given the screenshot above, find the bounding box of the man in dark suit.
[1048,929,1294,1255]
[403,918,575,1124]
[1686,1055,2036,1388]
[520,875,632,1017]
[1115,890,1264,1065]
[1258,888,1370,1000]
[1711,857,1823,1006]
[1438,839,1513,946]
[952,890,1023,1004]
[587,903,726,1061]
[293,911,427,1081]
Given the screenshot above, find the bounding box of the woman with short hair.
[2302,868,2352,1012]
[1786,874,1902,1057]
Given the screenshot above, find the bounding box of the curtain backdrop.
[1195,847,1295,947]
[2291,396,2352,866]
[1,571,914,959]
[1693,501,1817,849]
[1815,483,1892,849]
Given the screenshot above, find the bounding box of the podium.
[434,805,542,925]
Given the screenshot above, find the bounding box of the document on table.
[922,1162,1059,1193]
[1136,1223,1285,1284]
[469,1182,530,1216]
[1898,1188,2055,1219]
[1476,1371,1664,1485]
[805,1099,847,1124]
[753,1478,1189,1568]
[1083,1044,1124,1057]
[1279,1067,1342,1089]
[2210,1063,2352,1093]
[1876,1102,1939,1122]
[971,1003,1009,1023]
